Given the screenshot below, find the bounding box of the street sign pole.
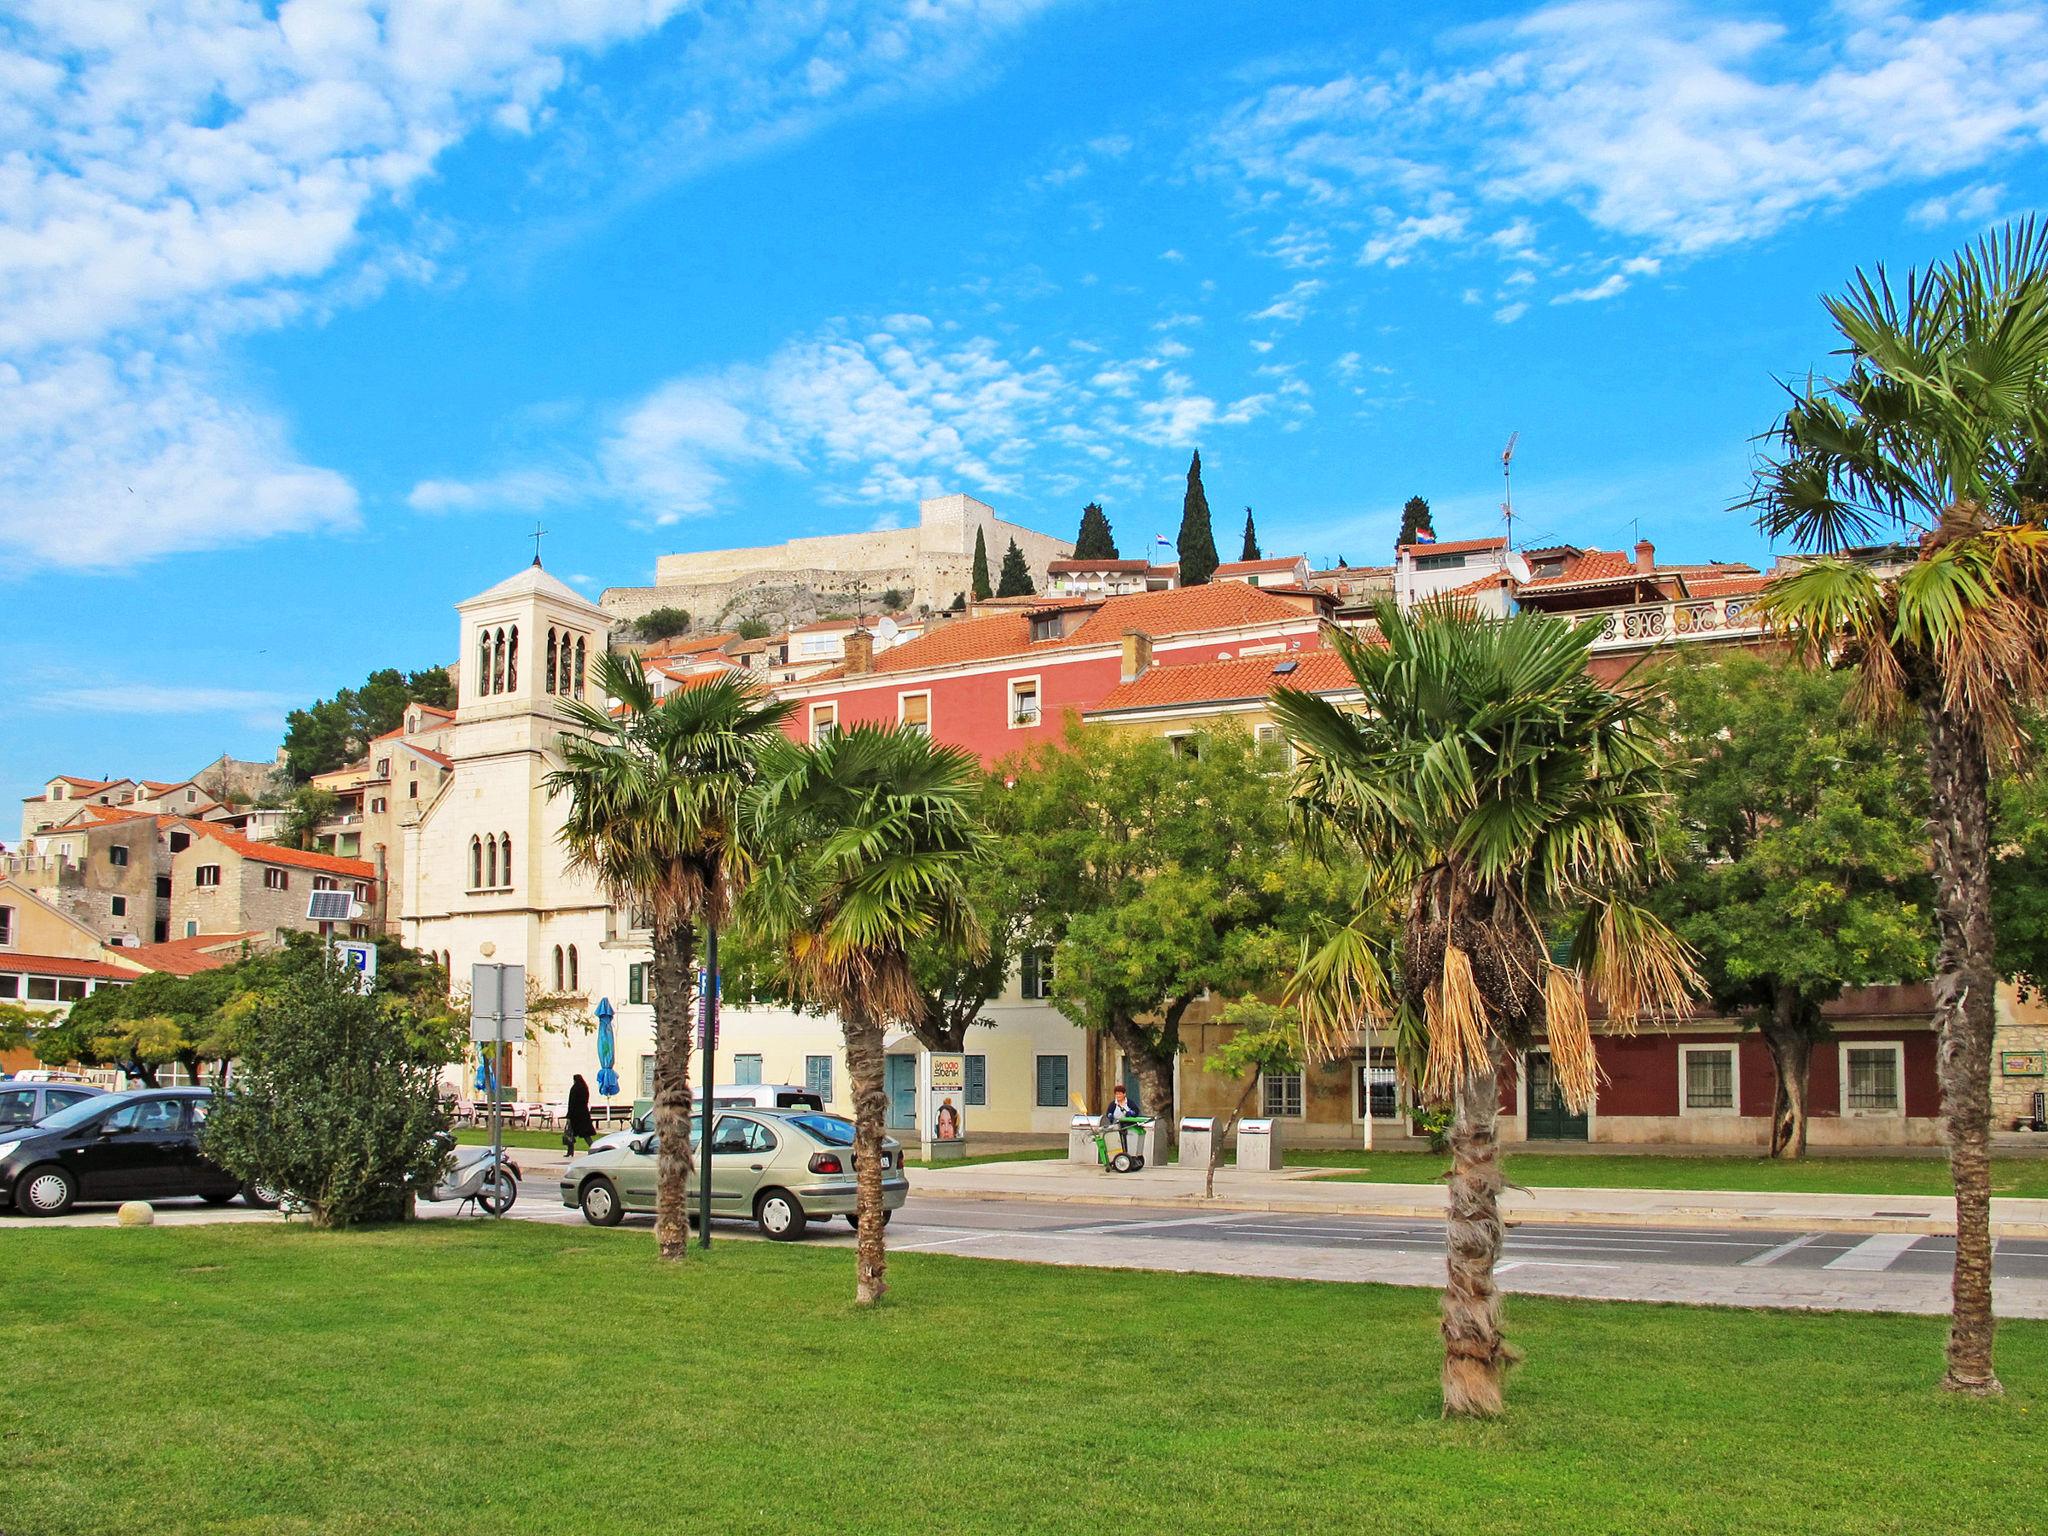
[699,924,719,1250]
[469,963,525,1220]
[491,964,504,1213]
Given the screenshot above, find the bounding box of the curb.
[908,1184,2048,1240]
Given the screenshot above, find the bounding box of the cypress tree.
[1240,507,1261,562]
[1176,449,1220,585]
[971,526,993,600]
[1397,495,1433,549]
[1073,502,1118,560]
[996,538,1035,597]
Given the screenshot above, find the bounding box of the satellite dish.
[874,616,901,647]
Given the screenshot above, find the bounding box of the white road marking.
[1742,1232,1823,1268]
[1057,1213,1248,1236]
[1824,1233,1922,1271]
[1498,1261,1620,1272]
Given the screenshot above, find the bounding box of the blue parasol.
[595,997,619,1097]
[473,1045,495,1095]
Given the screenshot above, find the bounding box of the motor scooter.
[415,1131,521,1215]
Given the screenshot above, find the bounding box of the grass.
[1285,1148,2048,1199]
[452,1126,581,1150]
[905,1146,1067,1169]
[1,1223,2041,1535]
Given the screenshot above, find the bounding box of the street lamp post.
[699,923,718,1250]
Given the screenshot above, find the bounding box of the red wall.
[1580,1029,1941,1120]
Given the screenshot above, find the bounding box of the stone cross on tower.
[530,522,548,567]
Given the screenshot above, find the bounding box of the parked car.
[562,1109,905,1239]
[591,1085,827,1155]
[0,1087,264,1217]
[0,1079,105,1133]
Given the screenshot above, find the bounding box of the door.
[181,1099,237,1197]
[0,1087,38,1134]
[885,1056,916,1131]
[76,1097,191,1200]
[1524,1053,1589,1140]
[708,1115,774,1215]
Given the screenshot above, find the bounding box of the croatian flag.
[1414,528,1436,544]
[1155,534,1172,551]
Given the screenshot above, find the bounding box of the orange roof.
[122,933,260,976]
[1048,558,1151,574]
[1088,648,1362,714]
[1518,549,1645,591]
[1685,572,1771,599]
[75,805,158,825]
[0,951,141,981]
[643,631,739,659]
[412,746,453,769]
[1439,571,1516,599]
[1214,556,1306,577]
[186,822,377,881]
[1401,536,1504,556]
[413,703,455,719]
[139,780,188,793]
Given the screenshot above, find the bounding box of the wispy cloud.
[1908,180,2009,227]
[36,684,300,718]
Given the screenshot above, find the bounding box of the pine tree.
[1073,502,1118,560]
[1398,495,1433,549]
[1176,450,1220,585]
[996,538,1035,597]
[971,527,993,600]
[1240,507,1261,562]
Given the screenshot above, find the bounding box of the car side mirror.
[98,1123,132,1139]
[628,1136,650,1155]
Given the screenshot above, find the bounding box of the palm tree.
[1274,604,1695,1418]
[545,657,793,1261]
[1748,221,2048,1396]
[744,725,987,1304]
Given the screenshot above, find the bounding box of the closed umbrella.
[595,998,619,1099]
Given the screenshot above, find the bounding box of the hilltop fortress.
[601,493,1072,632]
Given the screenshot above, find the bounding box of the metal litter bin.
[1070,1115,1102,1165]
[1236,1117,1282,1171]
[1178,1117,1215,1167]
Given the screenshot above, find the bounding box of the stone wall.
[1996,988,2048,1127]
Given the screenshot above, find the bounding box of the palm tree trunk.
[649,912,699,1263]
[1760,988,1813,1160]
[1922,695,2002,1395]
[1441,1067,1510,1418]
[843,1008,890,1305]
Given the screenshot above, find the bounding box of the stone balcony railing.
[1585,593,1764,651]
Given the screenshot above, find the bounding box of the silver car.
[559,1109,907,1240]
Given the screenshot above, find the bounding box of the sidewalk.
[907,1157,2048,1238]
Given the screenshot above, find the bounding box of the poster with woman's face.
[936,1099,961,1140]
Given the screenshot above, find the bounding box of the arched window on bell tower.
[546,630,558,695]
[506,627,518,691]
[500,833,513,886]
[485,835,498,888]
[476,629,492,697]
[574,636,587,695]
[469,836,482,888]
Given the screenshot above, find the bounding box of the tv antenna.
[1500,432,1520,550]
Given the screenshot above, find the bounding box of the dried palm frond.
[1582,899,1698,1029]
[1542,964,1600,1112]
[1421,943,1495,1103]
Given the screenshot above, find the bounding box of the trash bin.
[1178,1117,1215,1167]
[1237,1117,1282,1171]
[1070,1115,1102,1165]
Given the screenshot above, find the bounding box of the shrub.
[202,959,452,1227]
[630,607,692,642]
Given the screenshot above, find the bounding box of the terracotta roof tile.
[1047,558,1151,573]
[1214,556,1306,576]
[1684,573,1771,599]
[1088,647,1362,714]
[0,951,142,981]
[1400,536,1505,556]
[122,933,261,976]
[1518,549,1641,591]
[187,822,377,881]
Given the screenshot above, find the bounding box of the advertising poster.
[928,1052,967,1146]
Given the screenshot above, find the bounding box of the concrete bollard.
[116,1201,155,1227]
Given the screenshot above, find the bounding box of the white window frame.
[1008,675,1042,729]
[1678,1043,1740,1117]
[1260,1068,1305,1118]
[1840,1039,1906,1118]
[897,690,932,735]
[809,701,838,744]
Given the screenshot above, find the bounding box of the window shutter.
[965,1054,987,1106]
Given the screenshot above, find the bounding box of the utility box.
[1178,1117,1215,1168]
[1237,1117,1282,1171]
[1069,1115,1102,1165]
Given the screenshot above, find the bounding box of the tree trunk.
[1441,1068,1511,1418]
[649,912,699,1263]
[843,1008,890,1305]
[1759,989,1813,1160]
[1105,1015,1176,1158]
[1921,693,2002,1395]
[1208,1074,1261,1199]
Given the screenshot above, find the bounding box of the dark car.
[0,1087,261,1217]
[0,1079,105,1133]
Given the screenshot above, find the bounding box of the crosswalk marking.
[1823,1233,1921,1271]
[1742,1232,1822,1268]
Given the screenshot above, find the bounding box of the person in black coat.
[564,1073,598,1156]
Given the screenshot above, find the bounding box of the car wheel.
[199,1189,237,1206]
[756,1188,807,1241]
[16,1164,76,1217]
[843,1209,891,1230]
[241,1180,282,1210]
[579,1177,624,1227]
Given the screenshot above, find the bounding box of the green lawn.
[1286,1148,2048,1198]
[453,1126,577,1151]
[905,1146,1067,1169]
[1,1223,2040,1535]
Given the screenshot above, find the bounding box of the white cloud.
[1249,278,1325,323]
[1210,1,2048,279]
[1553,272,1630,304]
[1908,180,2008,227]
[1494,300,1529,323]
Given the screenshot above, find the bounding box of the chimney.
[1634,539,1656,572]
[1121,630,1153,683]
[843,626,875,676]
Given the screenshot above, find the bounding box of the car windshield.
[787,1113,856,1147]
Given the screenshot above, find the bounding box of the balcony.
[1583,594,1763,652]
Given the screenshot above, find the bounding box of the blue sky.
[3,0,2046,818]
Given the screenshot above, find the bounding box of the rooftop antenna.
[1500,432,1520,550]
[530,522,547,567]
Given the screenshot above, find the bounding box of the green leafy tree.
[275,785,338,851]
[1993,740,2048,994]
[201,958,451,1227]
[630,607,693,643]
[1177,450,1220,585]
[282,666,454,780]
[1,1002,38,1055]
[1748,221,2048,1396]
[1651,652,1934,1156]
[1277,604,1695,1417]
[996,538,1035,598]
[736,617,772,641]
[1398,495,1433,548]
[1201,998,1301,1198]
[1074,502,1118,560]
[546,658,793,1261]
[971,527,993,601]
[1240,507,1261,561]
[880,588,906,611]
[745,725,988,1303]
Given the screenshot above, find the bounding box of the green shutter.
[965,1054,987,1106]
[1035,1055,1068,1108]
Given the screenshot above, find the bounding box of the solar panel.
[1272,660,1299,675]
[306,890,357,922]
